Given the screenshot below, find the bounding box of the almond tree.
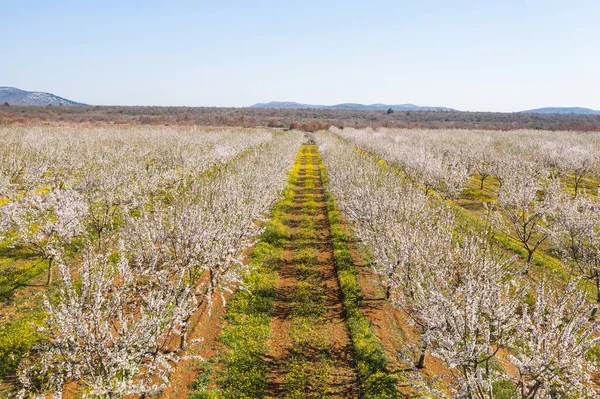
[548,191,600,316]
[396,244,600,399]
[17,244,197,399]
[122,197,257,350]
[542,142,595,197]
[422,236,522,398]
[508,280,600,398]
[407,277,600,399]
[467,142,497,190]
[76,164,141,241]
[0,189,87,285]
[493,167,557,269]
[0,171,11,200]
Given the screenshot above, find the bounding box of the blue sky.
[3,0,599,111]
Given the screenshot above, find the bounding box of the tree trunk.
[179,315,191,350]
[592,275,600,319]
[574,175,583,198]
[45,258,53,286]
[526,250,534,267]
[416,342,428,369]
[516,251,533,276]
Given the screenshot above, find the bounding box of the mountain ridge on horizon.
[252,101,600,115]
[519,106,600,115]
[1,87,599,115]
[0,87,86,106]
[251,101,456,112]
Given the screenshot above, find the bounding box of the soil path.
[264,144,359,398]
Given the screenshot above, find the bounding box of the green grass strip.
[284,146,333,398]
[0,312,45,381]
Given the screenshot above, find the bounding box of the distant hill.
[251,101,456,112]
[252,101,325,109]
[0,87,86,106]
[520,107,600,115]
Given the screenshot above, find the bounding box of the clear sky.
[3,0,599,111]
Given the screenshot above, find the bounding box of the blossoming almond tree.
[493,168,558,269]
[421,235,522,398]
[0,189,88,285]
[548,190,600,316]
[17,244,197,399]
[508,281,600,398]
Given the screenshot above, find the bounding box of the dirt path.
[264,144,359,398]
[262,161,304,396]
[160,300,228,398]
